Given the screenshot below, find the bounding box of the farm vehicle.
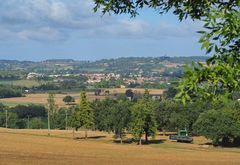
[169,129,193,143]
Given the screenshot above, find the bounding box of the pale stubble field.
[0,88,165,107]
[0,128,240,165]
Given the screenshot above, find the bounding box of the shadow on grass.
[170,140,193,144]
[113,138,135,144]
[202,142,213,145]
[144,139,166,145]
[199,142,240,148]
[113,138,166,145]
[75,136,107,140]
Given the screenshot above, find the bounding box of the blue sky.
[0,0,204,61]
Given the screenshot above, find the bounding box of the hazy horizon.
[0,55,209,62]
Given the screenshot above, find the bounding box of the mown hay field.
[0,93,105,107]
[0,128,240,165]
[0,88,165,107]
[106,88,165,95]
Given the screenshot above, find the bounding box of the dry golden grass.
[0,88,165,107]
[0,92,105,107]
[0,128,240,165]
[107,88,165,95]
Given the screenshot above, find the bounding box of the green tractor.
[169,129,193,143]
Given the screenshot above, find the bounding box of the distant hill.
[0,56,209,74]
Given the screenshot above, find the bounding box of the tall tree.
[111,100,132,144]
[130,90,157,145]
[91,98,116,132]
[47,93,57,135]
[73,91,94,139]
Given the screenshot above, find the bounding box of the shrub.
[30,118,44,129]
[63,96,75,105]
[16,119,27,129]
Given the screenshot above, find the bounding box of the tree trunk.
[233,137,240,146]
[48,109,50,136]
[145,132,148,144]
[72,128,75,139]
[163,129,166,136]
[222,137,230,146]
[85,130,88,139]
[120,134,123,144]
[139,136,142,145]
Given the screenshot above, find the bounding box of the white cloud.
[18,27,67,41]
[92,19,150,38]
[0,0,201,42]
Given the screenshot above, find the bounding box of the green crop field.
[0,80,44,88]
[0,101,35,107]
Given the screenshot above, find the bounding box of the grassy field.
[0,101,33,107]
[0,88,165,107]
[0,128,240,165]
[0,80,43,88]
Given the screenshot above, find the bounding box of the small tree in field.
[125,89,134,100]
[63,95,75,105]
[72,91,94,139]
[130,90,157,145]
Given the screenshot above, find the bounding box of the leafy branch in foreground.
[176,61,240,103]
[94,0,239,21]
[177,7,240,103]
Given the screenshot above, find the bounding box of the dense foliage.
[0,85,22,98]
[194,107,240,146]
[130,91,157,144]
[111,100,132,143]
[11,105,46,119]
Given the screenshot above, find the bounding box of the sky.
[0,0,204,61]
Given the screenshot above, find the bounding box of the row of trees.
[48,90,239,146]
[66,90,158,144]
[0,85,22,98]
[1,89,239,146]
[0,104,47,129]
[92,95,240,146]
[92,94,240,146]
